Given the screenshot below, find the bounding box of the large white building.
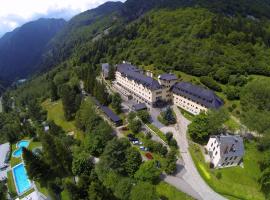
[112,62,223,113]
[172,82,223,115]
[206,135,244,168]
[114,63,171,106]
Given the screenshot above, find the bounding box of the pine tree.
[22,148,49,184]
[50,81,59,101]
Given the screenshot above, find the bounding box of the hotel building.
[110,63,223,114]
[172,82,223,115]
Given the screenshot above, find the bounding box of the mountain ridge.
[2,0,270,85]
[0,18,66,85]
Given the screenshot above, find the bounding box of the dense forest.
[78,8,270,78]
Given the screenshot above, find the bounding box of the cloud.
[0,0,124,37]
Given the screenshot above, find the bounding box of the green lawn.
[224,117,241,132]
[178,107,194,121]
[10,143,21,167]
[19,188,35,199]
[61,189,71,200]
[42,99,84,140]
[156,182,194,200]
[146,123,167,143]
[28,141,42,151]
[189,141,265,200]
[36,182,49,197]
[7,171,17,198]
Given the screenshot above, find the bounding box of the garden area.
[158,107,176,126]
[42,99,84,140]
[189,141,265,200]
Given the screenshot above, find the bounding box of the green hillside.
[79,7,270,78]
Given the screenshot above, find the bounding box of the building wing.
[172,82,223,109]
[117,63,162,90]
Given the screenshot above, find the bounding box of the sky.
[0,0,124,37]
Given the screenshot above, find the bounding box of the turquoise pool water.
[13,163,31,194]
[12,140,30,157]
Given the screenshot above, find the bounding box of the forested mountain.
[41,1,124,69]
[2,0,270,85]
[0,18,66,85]
[39,0,270,70]
[77,8,270,78]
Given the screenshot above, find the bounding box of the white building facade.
[172,82,223,115]
[206,135,244,168]
[114,63,167,106]
[113,62,223,112]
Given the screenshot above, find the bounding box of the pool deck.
[12,163,33,196]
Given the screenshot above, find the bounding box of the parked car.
[132,140,139,145]
[139,146,148,151]
[145,152,153,160]
[122,127,129,131]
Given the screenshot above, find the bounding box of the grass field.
[156,182,194,200]
[189,141,265,200]
[178,107,195,121]
[146,123,167,143]
[224,117,241,132]
[36,182,49,196]
[10,143,22,167]
[19,188,35,199]
[42,99,84,140]
[7,171,17,198]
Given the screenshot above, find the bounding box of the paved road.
[149,107,164,129]
[170,106,226,200]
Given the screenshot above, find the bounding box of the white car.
[132,141,139,145]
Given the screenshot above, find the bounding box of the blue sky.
[0,0,124,37]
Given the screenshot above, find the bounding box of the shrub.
[200,76,222,92]
[160,108,176,125]
[146,132,152,139]
[216,172,222,179]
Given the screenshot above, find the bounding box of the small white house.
[206,135,244,168]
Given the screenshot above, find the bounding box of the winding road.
[150,106,226,200]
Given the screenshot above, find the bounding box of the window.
[215,151,218,155]
[225,157,228,161]
[230,157,233,160]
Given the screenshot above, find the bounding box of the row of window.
[174,101,199,115]
[174,94,206,108]
[118,82,152,104]
[221,161,235,166]
[225,156,238,161]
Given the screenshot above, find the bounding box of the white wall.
[173,93,207,115]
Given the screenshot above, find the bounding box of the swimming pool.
[12,140,30,158]
[12,163,32,194]
[17,140,30,148]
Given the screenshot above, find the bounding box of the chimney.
[146,70,153,78]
